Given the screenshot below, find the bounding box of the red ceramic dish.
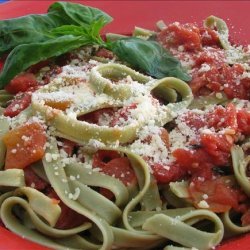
[1,1,250,249]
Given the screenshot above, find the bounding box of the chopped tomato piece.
[48,190,88,229]
[152,163,186,184]
[95,48,114,59]
[206,103,237,131]
[28,60,50,74]
[24,167,48,191]
[242,209,250,226]
[173,148,213,180]
[199,27,220,47]
[93,150,121,168]
[93,150,137,199]
[189,177,240,213]
[200,133,233,166]
[5,73,38,94]
[3,122,47,169]
[237,109,250,135]
[78,108,116,125]
[4,92,31,118]
[44,99,72,111]
[101,157,137,186]
[110,103,137,126]
[59,139,77,156]
[157,23,202,51]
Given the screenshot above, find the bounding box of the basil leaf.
[50,19,106,45]
[110,37,191,82]
[0,2,112,56]
[0,13,62,56]
[0,35,92,88]
[48,2,112,26]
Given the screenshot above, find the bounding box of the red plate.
[1,1,250,249]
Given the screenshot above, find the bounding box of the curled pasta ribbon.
[205,16,250,65]
[220,146,250,237]
[142,209,224,249]
[32,64,192,145]
[89,63,151,99]
[231,145,250,196]
[222,210,250,238]
[149,77,193,125]
[1,196,94,250]
[204,16,230,50]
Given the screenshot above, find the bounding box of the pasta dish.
[0,2,250,250]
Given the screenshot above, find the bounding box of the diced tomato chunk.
[60,139,77,156]
[93,150,137,199]
[44,99,72,111]
[5,72,38,94]
[152,163,186,184]
[199,27,220,47]
[48,190,88,229]
[200,133,233,166]
[206,103,237,131]
[28,60,50,74]
[242,209,250,226]
[24,167,48,191]
[78,108,115,125]
[93,150,121,168]
[95,48,114,59]
[3,92,31,118]
[189,177,240,213]
[157,23,202,51]
[3,122,47,169]
[110,103,137,126]
[237,109,250,135]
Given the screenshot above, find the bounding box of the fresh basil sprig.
[109,37,191,82]
[0,2,112,56]
[0,2,112,88]
[0,1,191,88]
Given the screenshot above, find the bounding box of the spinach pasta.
[0,2,250,250]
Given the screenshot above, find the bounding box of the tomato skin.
[28,60,50,74]
[95,48,114,59]
[59,139,77,157]
[93,151,136,186]
[199,27,220,47]
[24,167,48,191]
[152,163,186,184]
[241,209,250,226]
[3,122,47,169]
[110,103,137,127]
[92,150,121,168]
[93,150,137,199]
[47,190,88,230]
[4,93,31,118]
[157,23,202,51]
[189,177,240,213]
[237,109,250,135]
[207,103,238,131]
[78,108,115,125]
[200,133,233,166]
[5,73,38,94]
